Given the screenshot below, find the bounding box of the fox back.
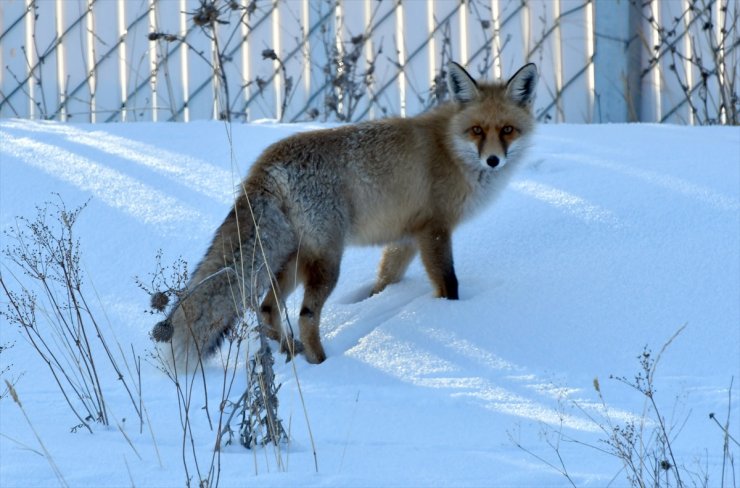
[152,62,538,368]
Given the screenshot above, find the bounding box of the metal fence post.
[592,0,642,122]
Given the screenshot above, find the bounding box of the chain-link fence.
[1,0,736,124]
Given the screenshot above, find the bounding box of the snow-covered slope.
[1,119,738,487]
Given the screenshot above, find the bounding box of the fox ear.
[447,62,479,104]
[506,63,538,107]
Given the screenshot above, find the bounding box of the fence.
[0,0,737,124]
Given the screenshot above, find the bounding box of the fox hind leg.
[298,254,341,364]
[258,254,305,358]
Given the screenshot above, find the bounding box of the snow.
[1,119,739,487]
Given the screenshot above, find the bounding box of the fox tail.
[152,188,295,371]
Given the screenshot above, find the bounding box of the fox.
[151,61,539,368]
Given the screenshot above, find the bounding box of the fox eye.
[471,125,484,136]
[501,125,514,135]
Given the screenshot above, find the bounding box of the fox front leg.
[371,240,417,296]
[416,227,459,300]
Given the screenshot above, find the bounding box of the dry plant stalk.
[512,324,738,487]
[1,196,143,434]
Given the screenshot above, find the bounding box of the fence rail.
[1,0,737,124]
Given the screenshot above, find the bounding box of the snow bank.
[1,120,738,486]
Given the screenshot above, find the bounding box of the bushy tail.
[152,189,296,371]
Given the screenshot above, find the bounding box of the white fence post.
[592,0,642,122]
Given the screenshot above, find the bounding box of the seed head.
[150,291,169,312]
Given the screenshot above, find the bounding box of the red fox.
[152,62,538,368]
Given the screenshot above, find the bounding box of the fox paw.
[280,338,305,362]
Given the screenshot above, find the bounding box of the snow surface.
[1,119,738,487]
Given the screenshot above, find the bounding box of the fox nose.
[486,155,500,168]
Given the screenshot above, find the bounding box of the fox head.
[447,62,538,171]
